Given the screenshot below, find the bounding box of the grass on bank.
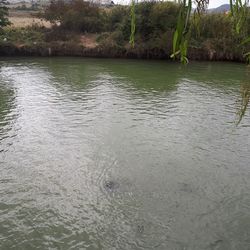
[1,1,250,60]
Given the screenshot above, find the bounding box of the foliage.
[128,2,180,44]
[44,27,80,42]
[230,0,249,34]
[0,25,45,45]
[106,5,130,31]
[170,0,250,63]
[236,83,250,125]
[41,0,105,32]
[4,1,250,62]
[130,0,136,47]
[0,0,10,30]
[91,1,249,60]
[150,2,180,32]
[128,0,250,63]
[171,0,192,63]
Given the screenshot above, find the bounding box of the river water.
[0,58,249,250]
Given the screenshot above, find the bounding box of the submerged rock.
[137,224,144,234]
[104,180,119,192]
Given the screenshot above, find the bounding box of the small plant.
[0,0,10,31]
[0,26,45,45]
[236,84,250,125]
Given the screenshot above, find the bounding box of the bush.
[0,25,45,45]
[150,2,180,33]
[42,0,106,33]
[44,27,80,42]
[106,5,129,31]
[0,0,10,31]
[105,2,179,45]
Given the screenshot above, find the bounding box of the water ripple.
[0,58,249,250]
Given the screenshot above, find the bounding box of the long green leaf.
[173,30,179,55]
[230,0,234,15]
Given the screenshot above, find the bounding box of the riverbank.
[1,5,249,63]
[0,40,245,62]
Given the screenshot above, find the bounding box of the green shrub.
[105,2,179,45]
[106,5,129,31]
[44,27,80,42]
[0,0,10,31]
[42,0,106,32]
[0,25,45,45]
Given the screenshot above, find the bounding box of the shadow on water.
[0,68,18,152]
[236,67,250,125]
[0,89,13,128]
[26,59,248,124]
[3,57,246,95]
[96,60,246,88]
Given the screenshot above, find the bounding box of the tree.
[0,0,10,31]
[171,0,250,63]
[130,0,250,63]
[41,0,105,32]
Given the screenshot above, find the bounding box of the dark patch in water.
[137,224,144,234]
[207,239,223,249]
[104,180,119,192]
[179,183,193,193]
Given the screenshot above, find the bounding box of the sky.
[208,0,228,8]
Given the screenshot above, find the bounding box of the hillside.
[208,4,230,13]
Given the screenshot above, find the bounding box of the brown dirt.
[9,16,51,28]
[80,34,98,48]
[9,10,51,28]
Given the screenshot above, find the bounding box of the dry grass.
[9,16,51,28]
[80,34,98,48]
[9,10,51,28]
[7,10,99,49]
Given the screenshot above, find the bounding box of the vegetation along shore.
[0,0,250,62]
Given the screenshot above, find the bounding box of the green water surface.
[0,58,249,250]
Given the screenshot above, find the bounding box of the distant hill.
[208,4,230,13]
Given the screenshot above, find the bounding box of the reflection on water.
[236,66,250,125]
[0,58,250,250]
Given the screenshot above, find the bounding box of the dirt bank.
[0,41,246,63]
